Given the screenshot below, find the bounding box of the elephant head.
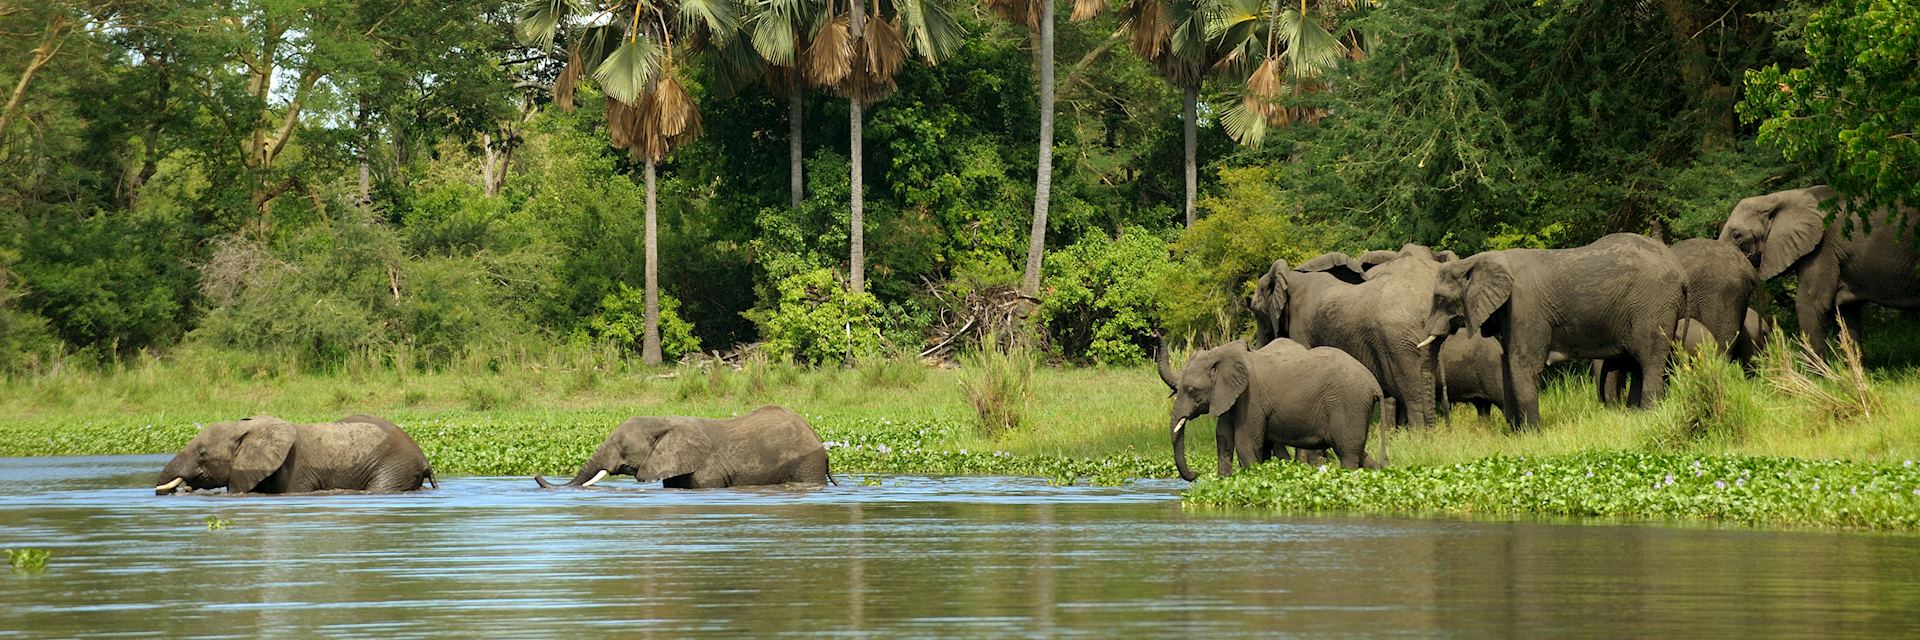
[155,417,296,495]
[1249,260,1290,347]
[1718,186,1835,279]
[1425,253,1514,343]
[546,418,718,487]
[1159,342,1251,482]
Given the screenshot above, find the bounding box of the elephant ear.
[1757,190,1829,280]
[1297,251,1366,283]
[1465,254,1514,336]
[637,424,716,481]
[1253,260,1290,315]
[1355,250,1402,272]
[229,419,295,493]
[1208,349,1251,418]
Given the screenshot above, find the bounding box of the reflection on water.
[2,455,1918,637]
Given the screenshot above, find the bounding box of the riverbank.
[2,347,1917,528]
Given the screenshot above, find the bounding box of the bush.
[583,284,701,361]
[1656,344,1769,446]
[958,338,1036,436]
[1037,228,1177,365]
[1760,327,1881,423]
[754,268,885,365]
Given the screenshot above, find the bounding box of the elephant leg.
[1504,351,1544,429]
[1214,422,1235,479]
[1331,415,1376,470]
[1473,400,1493,418]
[1838,301,1867,350]
[1632,340,1671,408]
[1233,419,1265,472]
[1796,263,1842,360]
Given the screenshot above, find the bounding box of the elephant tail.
[825,457,839,487]
[426,470,438,490]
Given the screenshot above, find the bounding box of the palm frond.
[863,17,907,82]
[517,0,576,49]
[1071,0,1109,20]
[896,0,966,62]
[594,36,664,104]
[1275,8,1343,78]
[750,0,809,65]
[555,49,584,111]
[982,0,1039,29]
[1218,97,1268,147]
[804,15,853,87]
[678,0,743,40]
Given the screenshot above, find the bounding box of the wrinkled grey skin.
[1251,252,1440,428]
[1158,339,1383,481]
[1425,233,1687,428]
[535,406,829,489]
[1671,238,1760,361]
[1735,307,1770,364]
[1435,329,1509,419]
[154,415,434,495]
[1720,186,1920,358]
[1355,244,1457,274]
[1595,318,1716,406]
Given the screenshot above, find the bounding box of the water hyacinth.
[1183,452,1920,531]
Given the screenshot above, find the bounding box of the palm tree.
[803,0,963,292]
[743,0,826,208]
[519,0,738,364]
[1208,0,1365,147]
[984,0,1102,296]
[1115,0,1226,227]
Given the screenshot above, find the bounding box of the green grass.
[3,340,1918,528]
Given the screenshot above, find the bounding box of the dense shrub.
[1038,228,1178,365]
[583,284,702,361]
[754,268,886,365]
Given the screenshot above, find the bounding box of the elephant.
[154,414,436,495]
[1157,339,1384,481]
[1423,233,1688,428]
[1252,252,1441,428]
[1734,307,1770,364]
[1355,244,1458,274]
[534,405,830,489]
[1595,318,1716,406]
[1435,329,1511,419]
[1671,238,1760,362]
[1719,185,1920,357]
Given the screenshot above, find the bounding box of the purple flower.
[1736,477,1746,487]
[1665,474,1676,486]
[1714,480,1727,490]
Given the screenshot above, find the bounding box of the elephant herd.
[150,186,1916,494]
[153,406,831,495]
[1158,185,1920,479]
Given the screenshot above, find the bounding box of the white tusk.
[579,469,609,487]
[1416,335,1436,348]
[1172,418,1187,436]
[155,477,185,493]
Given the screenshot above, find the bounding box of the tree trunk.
[0,16,70,141]
[643,158,663,365]
[1182,85,1198,228]
[1020,0,1056,296]
[790,74,805,208]
[848,0,867,293]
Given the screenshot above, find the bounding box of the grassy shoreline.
[3,348,1918,529]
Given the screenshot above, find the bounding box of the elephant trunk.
[1155,344,1179,391]
[566,449,615,486]
[1432,337,1450,422]
[1171,417,1197,482]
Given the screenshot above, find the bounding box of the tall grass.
[1761,325,1881,423]
[958,338,1037,437]
[1655,343,1770,447]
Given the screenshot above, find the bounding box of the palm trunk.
[643,158,663,365]
[848,0,868,294]
[1182,85,1198,228]
[1019,0,1056,296]
[790,75,805,208]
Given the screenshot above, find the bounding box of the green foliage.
[1185,452,1920,531]
[1158,166,1355,341]
[204,516,232,531]
[1656,344,1769,447]
[1038,229,1178,365]
[7,548,50,574]
[585,286,701,361]
[1741,0,1920,214]
[756,268,885,365]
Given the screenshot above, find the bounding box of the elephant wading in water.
[1423,233,1687,428]
[154,415,436,495]
[1719,186,1920,358]
[535,406,831,489]
[1157,339,1385,480]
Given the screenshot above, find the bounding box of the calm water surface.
[2,455,1917,637]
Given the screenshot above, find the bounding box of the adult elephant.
[154,415,436,495]
[1672,238,1760,360]
[1158,339,1384,480]
[1719,186,1920,357]
[534,406,830,489]
[1252,252,1440,428]
[1423,233,1688,428]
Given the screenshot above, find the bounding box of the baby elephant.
[155,415,436,495]
[1158,339,1385,481]
[535,405,831,489]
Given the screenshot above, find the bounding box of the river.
[2,455,1916,637]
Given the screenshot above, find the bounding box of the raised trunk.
[1019,0,1056,296]
[790,75,805,208]
[642,158,663,365]
[1155,344,1178,390]
[1182,85,1198,228]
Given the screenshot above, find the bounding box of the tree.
[1209,0,1365,147]
[1114,0,1227,226]
[744,0,826,208]
[804,0,964,292]
[1742,0,1920,216]
[519,0,737,364]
